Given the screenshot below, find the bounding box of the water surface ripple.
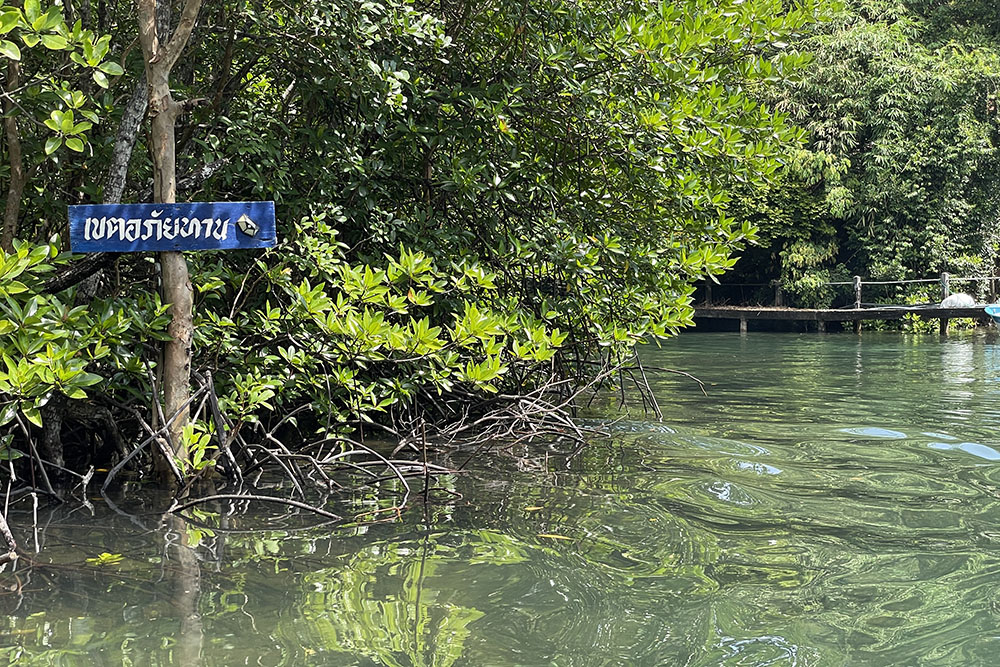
[4,332,1000,665]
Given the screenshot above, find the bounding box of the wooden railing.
[703,273,1000,309]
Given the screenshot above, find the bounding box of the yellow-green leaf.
[98,61,123,76]
[22,406,41,428]
[0,39,20,60]
[22,0,39,22]
[85,552,123,566]
[0,11,21,34]
[39,34,66,50]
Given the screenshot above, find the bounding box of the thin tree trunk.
[138,0,204,480]
[104,75,148,204]
[62,75,153,302]
[150,76,192,467]
[1,61,24,252]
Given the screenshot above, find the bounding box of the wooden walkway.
[694,304,990,334]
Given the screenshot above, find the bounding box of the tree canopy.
[731,0,1000,306]
[0,0,820,485]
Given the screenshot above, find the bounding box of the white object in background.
[941,293,975,307]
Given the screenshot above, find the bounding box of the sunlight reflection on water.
[4,332,1000,666]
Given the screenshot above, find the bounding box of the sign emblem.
[237,214,260,237]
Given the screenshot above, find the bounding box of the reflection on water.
[4,332,1000,664]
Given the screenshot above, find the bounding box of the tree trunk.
[150,71,192,467]
[138,0,204,480]
[62,75,153,303]
[104,75,148,204]
[1,60,24,252]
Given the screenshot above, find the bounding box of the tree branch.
[162,0,203,73]
[136,0,158,65]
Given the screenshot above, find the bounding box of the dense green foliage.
[0,0,816,473]
[731,0,1000,307]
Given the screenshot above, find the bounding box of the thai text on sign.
[68,201,276,253]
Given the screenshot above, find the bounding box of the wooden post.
[773,280,783,307]
[940,272,950,335]
[853,275,862,334]
[138,0,204,480]
[704,279,712,306]
[739,317,747,335]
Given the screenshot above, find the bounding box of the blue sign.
[68,201,276,253]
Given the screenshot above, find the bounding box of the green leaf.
[22,0,39,23]
[85,552,123,566]
[0,404,16,427]
[94,34,110,61]
[0,39,20,60]
[65,137,83,152]
[98,61,123,76]
[0,11,21,34]
[44,136,60,155]
[22,405,41,428]
[0,446,24,461]
[73,372,102,387]
[39,33,67,50]
[20,32,37,47]
[37,6,60,31]
[92,70,108,88]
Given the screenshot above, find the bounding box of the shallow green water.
[6,332,1000,665]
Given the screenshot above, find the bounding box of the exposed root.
[0,353,680,533]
